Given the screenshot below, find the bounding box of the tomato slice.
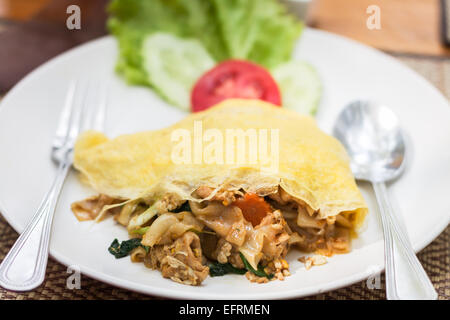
[191,59,282,112]
[233,193,272,227]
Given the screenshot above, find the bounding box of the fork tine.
[78,80,94,134]
[54,81,77,146]
[92,81,108,132]
[67,81,89,144]
[58,79,108,151]
[82,80,107,133]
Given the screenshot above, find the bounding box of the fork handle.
[372,182,437,300]
[0,158,71,291]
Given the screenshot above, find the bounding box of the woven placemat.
[0,55,449,300]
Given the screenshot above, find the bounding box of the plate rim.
[0,28,449,299]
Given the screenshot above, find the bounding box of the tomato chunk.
[191,59,282,112]
[233,193,272,227]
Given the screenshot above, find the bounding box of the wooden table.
[308,0,450,57]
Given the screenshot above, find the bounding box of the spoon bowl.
[333,100,406,182]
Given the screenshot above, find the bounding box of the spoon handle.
[372,182,437,300]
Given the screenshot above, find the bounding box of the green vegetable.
[209,262,246,277]
[108,238,149,259]
[142,33,216,110]
[108,0,227,86]
[239,253,274,279]
[208,253,274,279]
[211,0,303,68]
[272,60,322,115]
[127,203,158,231]
[107,0,303,105]
[131,226,149,236]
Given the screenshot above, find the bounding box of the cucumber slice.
[272,60,322,115]
[142,32,216,111]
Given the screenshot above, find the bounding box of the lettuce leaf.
[211,0,303,68]
[108,0,227,85]
[107,0,303,96]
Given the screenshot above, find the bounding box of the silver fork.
[0,81,107,291]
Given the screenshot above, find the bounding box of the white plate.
[0,29,449,299]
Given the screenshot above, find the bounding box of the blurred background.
[0,0,449,94]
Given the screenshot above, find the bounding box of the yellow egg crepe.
[72,99,368,285]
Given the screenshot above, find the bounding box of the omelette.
[71,99,367,285]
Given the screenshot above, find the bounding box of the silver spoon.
[333,100,437,300]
